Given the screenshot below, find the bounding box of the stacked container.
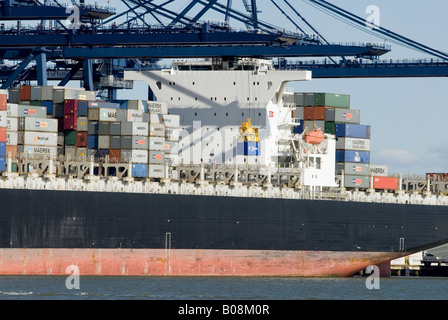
[0,89,7,171]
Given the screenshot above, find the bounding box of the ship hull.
[1,188,448,276]
[0,248,398,277]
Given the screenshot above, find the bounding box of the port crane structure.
[0,0,447,95]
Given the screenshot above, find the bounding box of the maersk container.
[132,136,148,150]
[148,164,165,178]
[23,131,58,147]
[23,117,58,133]
[149,123,165,137]
[121,122,148,136]
[161,114,180,128]
[370,164,388,177]
[165,127,180,141]
[126,100,146,111]
[132,163,147,178]
[164,141,179,154]
[344,175,369,188]
[149,150,165,164]
[373,176,399,190]
[336,123,371,139]
[165,153,180,165]
[7,104,47,118]
[146,101,168,114]
[118,109,145,122]
[336,150,370,163]
[149,137,166,151]
[336,137,370,151]
[325,108,360,124]
[314,93,350,108]
[336,162,370,176]
[21,145,58,158]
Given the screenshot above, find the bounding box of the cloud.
[375,148,421,166]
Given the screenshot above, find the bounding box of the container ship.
[0,58,447,277]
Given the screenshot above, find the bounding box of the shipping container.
[148,164,165,178]
[76,147,88,158]
[373,176,399,190]
[64,99,78,115]
[336,123,371,139]
[294,93,304,107]
[149,123,165,137]
[120,136,132,149]
[19,85,32,101]
[303,93,315,106]
[57,132,64,146]
[6,145,17,159]
[118,109,145,122]
[21,145,58,158]
[64,114,77,130]
[336,162,370,176]
[314,93,350,109]
[146,101,168,114]
[128,150,148,163]
[164,154,180,165]
[164,141,179,154]
[98,122,110,135]
[0,142,5,157]
[325,108,360,124]
[64,146,76,158]
[64,130,77,146]
[0,127,5,143]
[109,136,121,149]
[0,110,6,127]
[6,117,17,131]
[149,137,166,151]
[98,135,110,149]
[77,117,88,132]
[76,132,88,148]
[336,150,370,163]
[303,120,324,132]
[324,121,335,134]
[53,87,86,104]
[344,175,370,188]
[31,86,54,101]
[7,104,47,118]
[292,120,304,134]
[88,121,98,135]
[165,127,180,141]
[126,100,147,111]
[370,165,389,177]
[42,101,53,115]
[109,149,121,162]
[23,117,58,133]
[8,89,19,103]
[149,150,165,164]
[6,132,17,146]
[149,113,163,124]
[121,122,149,136]
[52,103,64,118]
[132,163,147,178]
[161,114,180,128]
[79,101,119,109]
[0,157,5,171]
[23,131,58,146]
[88,135,98,149]
[99,108,119,122]
[293,107,304,120]
[109,122,121,135]
[336,137,371,151]
[132,136,148,150]
[304,106,325,120]
[0,90,7,110]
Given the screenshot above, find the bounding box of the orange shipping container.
[109,149,121,162]
[373,176,399,190]
[6,145,17,159]
[19,85,32,101]
[304,106,325,120]
[0,94,7,110]
[0,127,6,142]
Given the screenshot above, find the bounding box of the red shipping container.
[76,131,88,147]
[6,145,17,159]
[304,106,325,120]
[0,94,7,110]
[109,149,121,162]
[64,99,78,115]
[373,176,398,190]
[64,114,77,131]
[19,85,31,101]
[0,127,6,142]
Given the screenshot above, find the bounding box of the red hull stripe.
[0,248,404,277]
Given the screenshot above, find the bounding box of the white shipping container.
[146,101,168,114]
[149,137,165,151]
[6,132,18,146]
[165,127,180,141]
[52,87,85,103]
[126,99,146,111]
[149,123,165,137]
[7,104,46,118]
[23,131,58,146]
[161,114,180,128]
[370,164,389,177]
[24,117,58,133]
[408,252,423,266]
[118,109,145,122]
[336,137,370,151]
[149,150,165,164]
[0,111,7,127]
[130,150,148,163]
[164,153,180,165]
[390,257,406,266]
[99,108,119,122]
[148,164,165,178]
[164,141,179,154]
[6,117,18,131]
[21,145,58,158]
[149,113,163,123]
[121,122,148,136]
[31,85,54,101]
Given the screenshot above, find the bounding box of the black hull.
[1,188,448,253]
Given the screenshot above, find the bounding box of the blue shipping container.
[336,123,371,139]
[0,157,5,172]
[0,142,6,157]
[132,163,148,178]
[292,120,304,134]
[336,150,370,163]
[237,142,260,156]
[42,101,53,115]
[88,135,98,149]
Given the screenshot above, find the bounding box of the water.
[1,276,447,300]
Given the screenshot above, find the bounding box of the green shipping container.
[324,121,335,134]
[64,130,77,146]
[30,101,43,106]
[314,93,350,109]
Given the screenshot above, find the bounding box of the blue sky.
[111,0,448,175]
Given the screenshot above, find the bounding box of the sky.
[99,1,448,175]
